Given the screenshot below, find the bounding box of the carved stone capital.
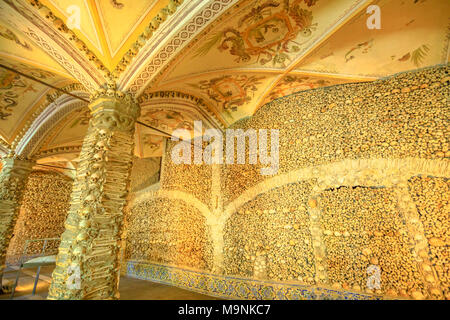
[88,93,140,132]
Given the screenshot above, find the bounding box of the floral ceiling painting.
[161,0,363,81]
[140,108,196,134]
[0,20,74,78]
[295,0,450,76]
[0,61,55,121]
[0,24,31,50]
[138,131,164,158]
[189,74,265,112]
[156,72,276,123]
[42,108,90,151]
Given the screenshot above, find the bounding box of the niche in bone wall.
[408,176,449,299]
[223,65,449,204]
[162,141,212,207]
[125,197,213,271]
[318,186,427,297]
[224,181,316,282]
[129,157,161,192]
[6,171,72,264]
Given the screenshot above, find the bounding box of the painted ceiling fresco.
[0,0,448,160]
[154,71,278,121]
[39,0,171,70]
[41,107,90,150]
[153,0,449,125]
[0,56,73,145]
[0,20,74,78]
[41,103,201,159]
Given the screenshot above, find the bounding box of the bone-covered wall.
[6,171,72,264]
[125,64,449,300]
[125,198,213,271]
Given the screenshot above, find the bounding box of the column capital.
[88,90,140,132]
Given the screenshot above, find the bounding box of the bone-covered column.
[0,156,34,291]
[48,91,140,300]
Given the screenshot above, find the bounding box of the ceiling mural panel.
[136,127,165,158]
[295,0,450,76]
[0,20,74,77]
[261,73,355,105]
[0,57,72,143]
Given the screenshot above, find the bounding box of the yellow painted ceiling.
[0,20,74,78]
[40,0,170,70]
[0,0,449,160]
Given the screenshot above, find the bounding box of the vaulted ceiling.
[0,0,449,168]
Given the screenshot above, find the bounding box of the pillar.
[0,156,34,292]
[48,91,140,300]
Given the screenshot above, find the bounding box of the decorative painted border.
[125,260,387,300]
[35,145,82,158]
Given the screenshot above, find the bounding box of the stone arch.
[130,189,213,221]
[224,158,450,221]
[15,92,89,158]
